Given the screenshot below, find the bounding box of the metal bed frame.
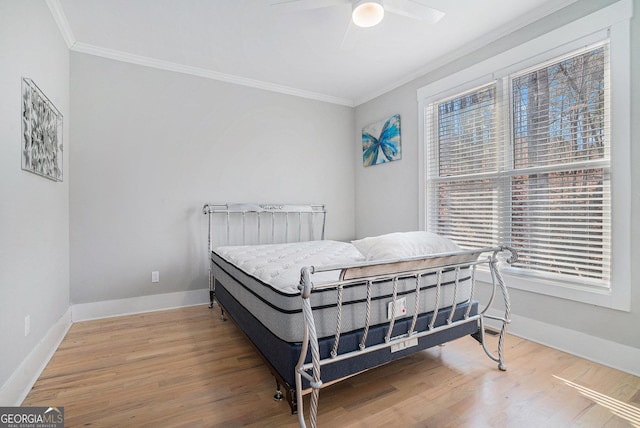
[203,203,327,308]
[203,203,515,428]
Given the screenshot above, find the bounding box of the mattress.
[211,240,473,343]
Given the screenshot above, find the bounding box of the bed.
[203,203,515,427]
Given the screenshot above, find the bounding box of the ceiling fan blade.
[383,0,445,23]
[269,0,348,11]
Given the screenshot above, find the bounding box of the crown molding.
[70,42,354,107]
[354,0,579,106]
[45,0,76,49]
[46,0,579,109]
[44,1,354,106]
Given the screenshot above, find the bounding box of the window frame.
[417,0,631,311]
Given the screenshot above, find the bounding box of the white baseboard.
[0,308,72,406]
[0,290,209,406]
[71,289,209,322]
[485,309,640,377]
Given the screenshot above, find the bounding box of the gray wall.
[354,0,640,350]
[0,0,70,389]
[1,0,636,398]
[69,53,355,304]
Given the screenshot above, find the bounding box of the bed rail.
[295,246,516,428]
[203,203,327,307]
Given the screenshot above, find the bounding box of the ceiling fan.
[270,0,445,47]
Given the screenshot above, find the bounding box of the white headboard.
[202,203,327,250]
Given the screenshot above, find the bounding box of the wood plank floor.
[23,304,640,427]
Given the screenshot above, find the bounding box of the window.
[427,45,610,288]
[510,46,610,286]
[417,1,631,310]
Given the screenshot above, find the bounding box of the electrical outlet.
[387,297,407,320]
[24,315,30,337]
[151,271,160,283]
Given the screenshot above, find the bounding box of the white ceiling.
[52,0,577,106]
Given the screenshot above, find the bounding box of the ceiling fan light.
[352,0,384,28]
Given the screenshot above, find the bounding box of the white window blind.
[426,43,611,288]
[426,84,503,249]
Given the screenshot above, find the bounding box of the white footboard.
[295,246,516,428]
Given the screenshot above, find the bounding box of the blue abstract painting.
[362,114,401,167]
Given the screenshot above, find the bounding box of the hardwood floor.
[23,305,640,427]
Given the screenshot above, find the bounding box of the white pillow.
[351,231,460,261]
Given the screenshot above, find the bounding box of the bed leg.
[208,273,216,309]
[476,318,508,371]
[273,380,297,413]
[286,387,297,414]
[497,327,508,371]
[471,329,483,344]
[274,380,284,402]
[220,308,226,321]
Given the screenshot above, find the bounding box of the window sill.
[475,268,630,312]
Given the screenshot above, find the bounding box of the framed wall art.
[362,113,401,167]
[21,77,63,181]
